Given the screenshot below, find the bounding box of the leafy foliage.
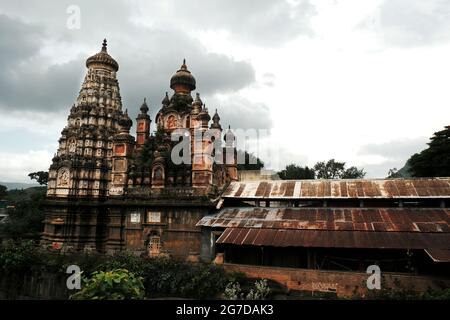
[139,127,166,168]
[277,164,315,179]
[246,279,271,300]
[236,150,264,171]
[98,251,228,299]
[387,168,403,178]
[314,159,366,179]
[28,171,49,186]
[408,126,450,177]
[0,187,46,239]
[367,286,450,300]
[278,159,365,180]
[224,281,243,300]
[0,240,38,272]
[0,184,6,198]
[224,278,271,300]
[70,269,145,300]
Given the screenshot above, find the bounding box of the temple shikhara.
[42,40,450,298]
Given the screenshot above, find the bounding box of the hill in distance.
[0,182,40,190]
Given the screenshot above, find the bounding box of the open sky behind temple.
[0,0,449,182]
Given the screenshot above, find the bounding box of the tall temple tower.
[43,40,127,251]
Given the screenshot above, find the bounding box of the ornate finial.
[162,92,170,106]
[181,58,187,70]
[140,97,149,114]
[102,38,107,51]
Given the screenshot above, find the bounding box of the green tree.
[314,159,366,179]
[70,269,145,300]
[0,187,46,239]
[278,164,315,180]
[387,168,403,178]
[28,171,49,185]
[0,185,6,198]
[236,150,264,170]
[408,125,450,177]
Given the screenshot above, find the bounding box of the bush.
[246,279,270,300]
[0,240,39,272]
[97,252,228,299]
[70,269,145,300]
[224,279,271,300]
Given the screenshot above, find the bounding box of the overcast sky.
[0,0,448,182]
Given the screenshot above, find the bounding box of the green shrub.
[0,240,39,272]
[224,279,271,300]
[70,269,145,300]
[246,279,270,300]
[224,281,243,300]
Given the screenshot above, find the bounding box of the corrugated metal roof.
[197,207,450,233]
[425,249,450,262]
[216,228,450,249]
[222,178,450,199]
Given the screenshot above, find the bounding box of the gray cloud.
[357,137,428,178]
[358,137,428,160]
[0,6,255,116]
[361,0,450,47]
[204,95,273,130]
[146,0,317,47]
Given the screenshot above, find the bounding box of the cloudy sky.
[0,0,449,182]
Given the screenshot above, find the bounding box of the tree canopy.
[408,125,450,177]
[28,171,49,186]
[277,164,315,180]
[236,150,264,171]
[278,159,366,180]
[0,185,6,199]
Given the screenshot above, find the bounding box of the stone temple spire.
[210,109,222,130]
[47,39,125,199]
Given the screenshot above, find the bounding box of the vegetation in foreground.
[0,240,268,300]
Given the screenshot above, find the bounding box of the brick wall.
[224,263,450,298]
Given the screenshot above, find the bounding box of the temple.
[42,40,450,298]
[42,40,237,259]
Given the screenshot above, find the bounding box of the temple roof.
[86,39,119,71]
[170,59,196,92]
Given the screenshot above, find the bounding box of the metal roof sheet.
[222,178,450,199]
[216,228,450,249]
[197,207,450,233]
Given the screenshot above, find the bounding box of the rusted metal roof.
[216,227,450,250]
[197,207,450,233]
[222,178,450,199]
[425,249,450,262]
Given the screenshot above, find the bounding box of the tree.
[0,185,6,199]
[278,164,315,180]
[28,171,49,186]
[236,150,264,171]
[408,126,450,177]
[314,159,365,179]
[0,187,46,239]
[387,168,403,178]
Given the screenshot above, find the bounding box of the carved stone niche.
[56,168,70,187]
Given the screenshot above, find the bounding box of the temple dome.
[170,59,196,93]
[86,39,119,72]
